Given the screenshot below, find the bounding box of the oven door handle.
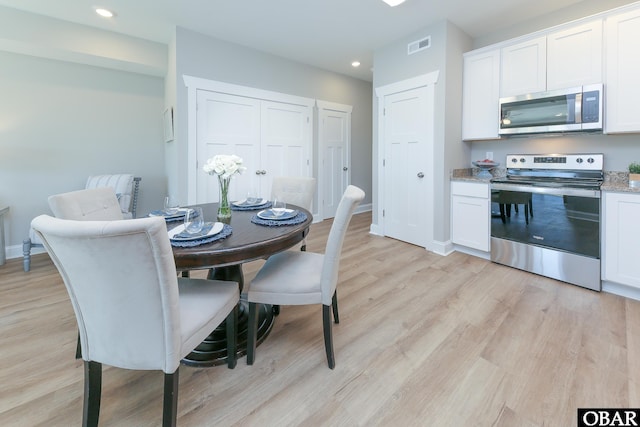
[490,183,601,198]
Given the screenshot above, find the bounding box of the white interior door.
[383,87,429,247]
[319,105,350,219]
[260,101,312,199]
[196,90,260,203]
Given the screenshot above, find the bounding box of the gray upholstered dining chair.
[31,214,239,427]
[246,185,364,369]
[46,187,128,359]
[48,187,125,221]
[270,176,316,251]
[23,174,141,271]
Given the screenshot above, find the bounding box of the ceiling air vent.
[407,36,431,55]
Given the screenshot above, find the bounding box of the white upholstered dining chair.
[270,176,316,251]
[22,174,141,271]
[246,185,364,369]
[46,187,129,359]
[31,214,239,427]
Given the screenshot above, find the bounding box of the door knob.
[417,172,424,178]
[255,170,261,175]
[343,167,348,171]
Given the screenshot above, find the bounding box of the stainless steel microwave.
[499,84,603,135]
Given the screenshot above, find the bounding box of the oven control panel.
[505,153,603,170]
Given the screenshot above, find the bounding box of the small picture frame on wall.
[163,107,174,142]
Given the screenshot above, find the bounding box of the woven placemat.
[250,211,307,227]
[169,224,232,247]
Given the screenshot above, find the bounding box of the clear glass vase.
[217,175,232,221]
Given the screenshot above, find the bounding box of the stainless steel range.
[490,153,603,291]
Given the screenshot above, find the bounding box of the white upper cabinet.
[547,20,603,90]
[461,3,640,140]
[462,49,501,141]
[500,36,547,97]
[605,7,640,133]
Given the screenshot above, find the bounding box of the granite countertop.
[602,171,640,193]
[451,167,504,183]
[451,168,640,193]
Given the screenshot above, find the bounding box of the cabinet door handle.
[417,172,424,178]
[343,167,348,171]
[256,170,262,175]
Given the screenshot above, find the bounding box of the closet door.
[259,101,312,199]
[319,106,351,219]
[196,90,260,203]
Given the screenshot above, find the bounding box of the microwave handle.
[575,93,582,124]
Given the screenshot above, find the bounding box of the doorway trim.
[373,71,440,247]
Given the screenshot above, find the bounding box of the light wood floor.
[2,211,640,426]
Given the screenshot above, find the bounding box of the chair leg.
[82,361,102,427]
[162,369,179,427]
[226,305,238,369]
[322,305,335,369]
[246,302,258,365]
[76,333,82,359]
[332,291,339,324]
[22,238,32,272]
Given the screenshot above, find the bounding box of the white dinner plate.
[257,208,298,221]
[168,222,224,241]
[232,198,267,208]
[149,208,191,219]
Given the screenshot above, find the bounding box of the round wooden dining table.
[171,202,312,367]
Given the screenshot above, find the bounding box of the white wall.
[0,51,165,259]
[170,28,373,209]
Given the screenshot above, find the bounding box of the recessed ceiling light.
[382,0,406,6]
[95,8,114,18]
[351,61,361,68]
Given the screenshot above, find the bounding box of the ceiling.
[0,0,618,81]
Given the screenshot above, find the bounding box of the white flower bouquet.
[202,154,247,178]
[202,154,246,220]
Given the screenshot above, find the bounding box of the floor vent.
[407,36,431,55]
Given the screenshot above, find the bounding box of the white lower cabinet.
[451,181,490,252]
[603,191,640,288]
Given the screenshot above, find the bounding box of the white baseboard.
[451,244,491,260]
[6,243,45,260]
[431,239,453,256]
[354,203,371,215]
[602,280,640,302]
[369,222,382,236]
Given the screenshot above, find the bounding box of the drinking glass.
[164,196,180,215]
[247,188,260,205]
[271,199,286,217]
[184,207,204,234]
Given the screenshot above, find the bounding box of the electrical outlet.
[486,152,493,161]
